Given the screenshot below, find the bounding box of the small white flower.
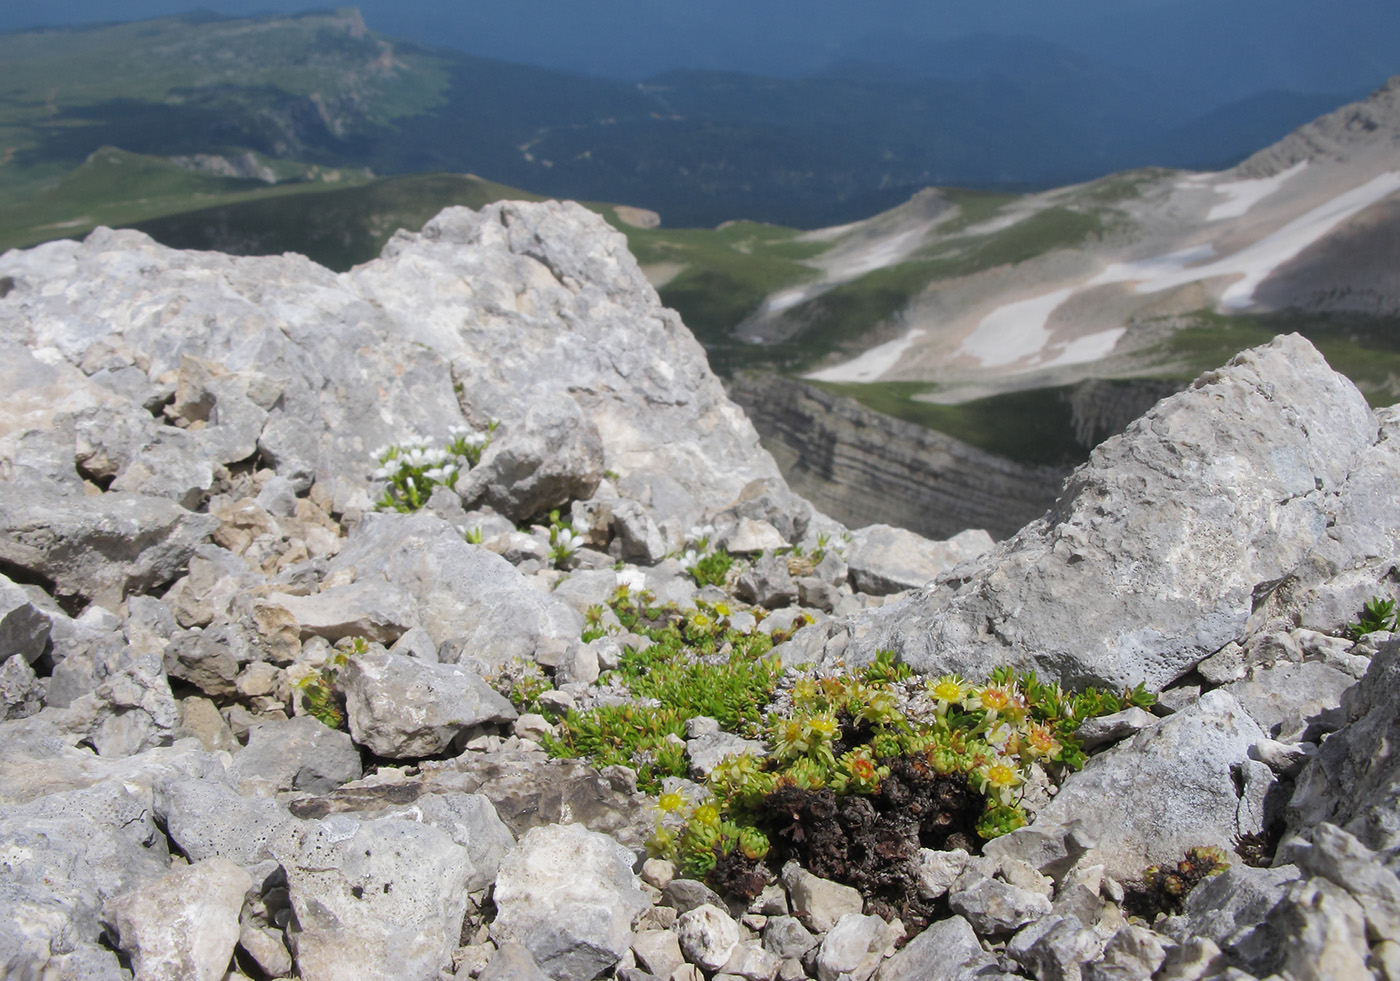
[616,568,647,591]
[405,477,416,492]
[681,549,699,569]
[555,528,579,552]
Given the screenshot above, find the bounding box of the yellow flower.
[1020,722,1062,761]
[657,791,686,813]
[693,803,721,827]
[977,761,1025,805]
[928,675,969,714]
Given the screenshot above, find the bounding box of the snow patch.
[1028,328,1127,371]
[1092,171,1400,307]
[804,328,928,383]
[958,288,1076,368]
[1206,161,1308,221]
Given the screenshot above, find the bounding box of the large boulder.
[0,202,786,530]
[808,335,1378,689]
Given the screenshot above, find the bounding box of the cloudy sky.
[3,0,1396,98]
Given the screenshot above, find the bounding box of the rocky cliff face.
[0,205,1397,981]
[726,374,1068,541]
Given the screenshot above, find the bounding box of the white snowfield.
[805,328,927,383]
[940,170,1399,372]
[1204,161,1308,221]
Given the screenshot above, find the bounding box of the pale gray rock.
[389,624,439,662]
[1154,937,1226,981]
[874,915,992,981]
[915,848,971,899]
[1158,864,1301,971]
[1248,737,1317,777]
[633,929,688,977]
[164,544,265,628]
[227,715,362,795]
[156,779,298,869]
[814,913,901,981]
[948,873,1054,936]
[611,498,670,565]
[782,862,864,933]
[813,336,1377,689]
[271,580,417,645]
[1277,823,1400,942]
[0,781,171,960]
[678,904,742,973]
[411,755,654,853]
[763,916,817,960]
[491,823,650,981]
[104,856,251,981]
[736,552,798,608]
[709,476,826,550]
[717,517,788,555]
[1080,925,1167,981]
[0,571,50,666]
[1287,637,1400,851]
[340,649,516,758]
[1020,690,1266,878]
[163,625,248,697]
[845,525,993,597]
[722,942,783,981]
[239,917,294,979]
[0,486,220,609]
[1222,659,1356,741]
[0,653,45,719]
[108,428,215,509]
[1273,877,1372,981]
[664,878,731,917]
[322,511,582,671]
[54,644,179,757]
[287,789,513,893]
[1007,914,1103,981]
[1074,707,1158,750]
[280,816,475,981]
[479,941,554,981]
[686,728,767,779]
[981,823,1096,881]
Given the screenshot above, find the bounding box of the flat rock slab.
[1020,690,1267,879]
[341,649,517,758]
[846,525,994,597]
[0,487,220,609]
[280,816,475,981]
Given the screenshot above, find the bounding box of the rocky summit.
[1,201,1399,981]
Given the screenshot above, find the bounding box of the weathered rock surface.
[279,816,475,981]
[341,649,517,757]
[809,335,1384,689]
[103,857,251,981]
[491,823,651,980]
[844,524,994,597]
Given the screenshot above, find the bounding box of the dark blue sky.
[3,0,1397,99]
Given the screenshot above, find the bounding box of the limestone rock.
[874,915,993,981]
[322,512,582,672]
[341,649,517,758]
[281,816,475,981]
[1288,636,1400,851]
[1015,690,1267,878]
[814,913,901,981]
[0,486,220,609]
[0,571,50,666]
[491,823,651,981]
[678,904,742,972]
[104,857,252,981]
[270,580,417,644]
[226,715,362,795]
[814,336,1377,689]
[782,862,864,933]
[845,524,994,597]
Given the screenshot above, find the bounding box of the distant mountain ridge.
[0,9,1385,229]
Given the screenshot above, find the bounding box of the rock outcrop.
[1,202,1398,981]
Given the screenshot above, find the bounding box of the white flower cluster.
[370,425,493,513]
